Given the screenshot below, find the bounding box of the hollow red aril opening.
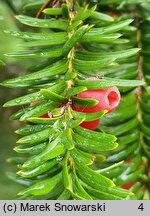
[107,91,120,108]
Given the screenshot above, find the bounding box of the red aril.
[121,182,136,190]
[72,77,121,130]
[79,119,100,130]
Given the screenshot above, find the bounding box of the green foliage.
[0,1,19,61]
[94,0,150,200]
[1,0,150,200]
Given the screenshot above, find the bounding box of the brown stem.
[135,17,143,104]
[36,0,52,18]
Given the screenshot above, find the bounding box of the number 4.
[138,203,144,211]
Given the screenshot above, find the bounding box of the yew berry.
[72,77,120,114]
[72,86,120,114]
[72,77,121,130]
